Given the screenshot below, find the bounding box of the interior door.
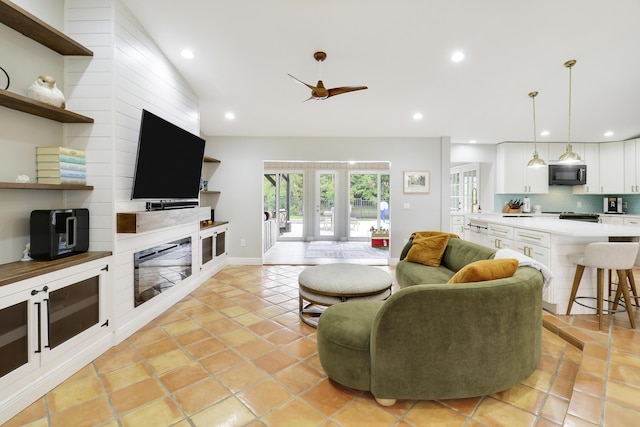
[315,171,336,239]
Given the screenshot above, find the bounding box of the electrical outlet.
[240,239,246,247]
[403,203,410,209]
[577,201,582,208]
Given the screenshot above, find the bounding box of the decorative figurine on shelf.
[21,243,32,262]
[27,75,66,108]
[0,65,9,90]
[15,174,30,183]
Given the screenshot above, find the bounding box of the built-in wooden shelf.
[0,251,111,288]
[204,156,221,163]
[0,0,93,56]
[0,182,93,190]
[0,89,94,123]
[117,206,210,234]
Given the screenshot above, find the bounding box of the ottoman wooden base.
[298,263,392,327]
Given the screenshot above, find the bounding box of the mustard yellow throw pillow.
[447,259,519,284]
[405,234,450,267]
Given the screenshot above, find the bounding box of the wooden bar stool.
[566,242,639,330]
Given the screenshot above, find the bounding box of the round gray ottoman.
[298,263,392,327]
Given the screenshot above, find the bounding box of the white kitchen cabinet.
[547,143,583,163]
[624,139,640,193]
[496,143,548,194]
[623,217,640,266]
[599,141,624,193]
[488,223,514,250]
[450,214,465,237]
[513,228,551,269]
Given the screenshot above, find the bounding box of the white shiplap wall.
[64,0,204,333]
[111,0,202,334]
[65,0,115,253]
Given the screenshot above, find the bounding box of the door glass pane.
[349,173,390,238]
[48,276,99,349]
[263,173,277,219]
[279,173,304,239]
[319,173,335,237]
[0,301,28,378]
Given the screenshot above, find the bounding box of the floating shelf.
[0,182,93,190]
[0,0,93,56]
[204,156,221,163]
[117,207,210,234]
[0,89,94,123]
[200,190,220,195]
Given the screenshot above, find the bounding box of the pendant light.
[558,59,581,163]
[527,91,546,168]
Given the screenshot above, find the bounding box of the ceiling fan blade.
[327,86,368,98]
[287,74,316,90]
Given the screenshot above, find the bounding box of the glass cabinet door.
[202,235,213,265]
[215,231,226,257]
[48,276,99,350]
[0,300,28,378]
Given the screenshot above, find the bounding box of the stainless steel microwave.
[548,164,587,185]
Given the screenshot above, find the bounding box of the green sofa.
[396,236,497,287]
[316,236,543,405]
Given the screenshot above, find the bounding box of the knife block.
[502,204,522,214]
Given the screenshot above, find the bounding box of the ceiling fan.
[288,51,368,101]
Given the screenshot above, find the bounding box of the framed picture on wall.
[403,170,430,193]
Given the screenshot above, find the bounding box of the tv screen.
[131,109,205,200]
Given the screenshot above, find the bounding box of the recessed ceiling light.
[469,139,477,144]
[181,49,194,59]
[604,131,614,137]
[413,112,423,120]
[451,51,465,62]
[224,112,235,120]
[540,130,550,136]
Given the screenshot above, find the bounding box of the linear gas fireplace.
[134,237,192,307]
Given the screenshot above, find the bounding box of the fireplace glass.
[134,237,192,307]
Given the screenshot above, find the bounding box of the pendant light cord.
[567,63,572,146]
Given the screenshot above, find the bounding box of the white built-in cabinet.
[496,143,548,194]
[624,139,640,193]
[200,222,229,274]
[0,254,112,423]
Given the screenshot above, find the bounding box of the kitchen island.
[464,214,640,315]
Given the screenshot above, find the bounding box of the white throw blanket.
[494,248,553,293]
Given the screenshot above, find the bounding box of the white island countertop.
[465,214,640,237]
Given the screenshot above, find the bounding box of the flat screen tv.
[131,109,205,202]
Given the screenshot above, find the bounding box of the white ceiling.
[120,0,640,144]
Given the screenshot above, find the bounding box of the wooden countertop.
[0,251,112,288]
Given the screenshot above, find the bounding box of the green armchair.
[316,266,543,405]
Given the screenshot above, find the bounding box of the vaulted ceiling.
[121,0,640,144]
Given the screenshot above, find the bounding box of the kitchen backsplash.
[494,186,640,215]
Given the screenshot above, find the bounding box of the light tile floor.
[6,265,640,427]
